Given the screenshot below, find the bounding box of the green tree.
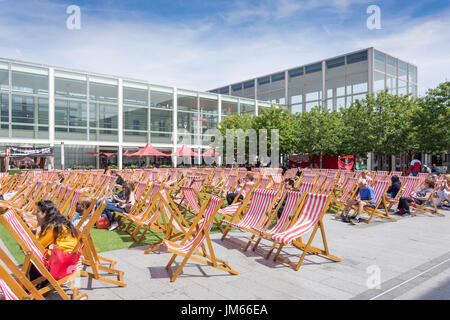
[296,105,344,168]
[411,81,450,154]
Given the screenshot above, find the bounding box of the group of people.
[340,173,449,224]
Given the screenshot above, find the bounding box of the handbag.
[96,216,110,229]
[44,245,81,281]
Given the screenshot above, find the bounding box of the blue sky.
[0,0,449,95]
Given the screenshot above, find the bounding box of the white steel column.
[173,87,178,168]
[368,48,374,94]
[118,79,123,170]
[49,68,55,169]
[322,61,326,108]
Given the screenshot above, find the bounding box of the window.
[151,108,172,132]
[232,83,242,92]
[408,65,417,83]
[55,77,87,99]
[12,95,48,125]
[386,55,397,76]
[89,82,117,102]
[0,69,9,91]
[346,51,368,64]
[291,104,302,114]
[398,60,407,81]
[151,90,173,109]
[243,80,254,89]
[374,71,385,92]
[374,50,385,72]
[326,57,345,69]
[219,87,229,95]
[258,76,270,85]
[289,68,303,78]
[305,63,322,74]
[1,94,8,128]
[271,72,285,82]
[12,71,48,94]
[124,106,147,131]
[123,86,148,106]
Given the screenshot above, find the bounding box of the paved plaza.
[2,208,450,300]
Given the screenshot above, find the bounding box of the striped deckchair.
[387,176,418,210]
[266,193,341,271]
[0,247,45,300]
[251,190,305,255]
[164,196,238,282]
[352,180,396,223]
[221,188,279,247]
[0,210,86,300]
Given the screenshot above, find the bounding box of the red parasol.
[172,145,198,157]
[128,144,169,157]
[201,147,220,157]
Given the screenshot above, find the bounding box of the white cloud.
[0,0,447,97]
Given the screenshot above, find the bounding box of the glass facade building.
[209,48,418,113]
[0,57,271,169]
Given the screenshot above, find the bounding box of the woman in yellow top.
[29,200,79,287]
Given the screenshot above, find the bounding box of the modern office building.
[0,47,419,170]
[0,57,272,170]
[209,47,418,113]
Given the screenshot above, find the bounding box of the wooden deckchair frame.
[164,196,238,282]
[0,209,87,300]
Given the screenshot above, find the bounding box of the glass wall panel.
[398,80,407,95]
[374,71,385,92]
[374,50,385,72]
[177,94,198,134]
[123,106,147,131]
[12,72,48,94]
[123,86,148,106]
[386,55,397,76]
[291,104,302,114]
[89,82,118,103]
[151,90,173,109]
[150,108,172,132]
[0,94,8,136]
[240,102,255,115]
[199,97,218,134]
[151,132,172,144]
[55,99,87,127]
[221,100,238,117]
[386,75,396,94]
[408,65,417,83]
[12,95,48,125]
[0,69,9,91]
[398,60,407,81]
[55,77,87,99]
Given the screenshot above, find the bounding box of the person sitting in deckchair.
[436,175,450,208]
[386,175,401,200]
[395,179,434,217]
[31,200,79,289]
[342,179,375,225]
[226,173,254,205]
[71,196,93,231]
[277,179,299,219]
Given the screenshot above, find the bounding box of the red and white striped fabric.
[297,182,315,194]
[301,174,316,184]
[271,174,283,184]
[0,279,18,300]
[181,187,201,213]
[258,177,270,189]
[252,190,303,235]
[271,193,329,245]
[371,180,390,206]
[3,210,82,280]
[223,189,278,231]
[218,202,241,216]
[373,171,388,181]
[191,178,204,193]
[160,190,186,233]
[164,196,221,254]
[67,189,83,217]
[338,177,357,202]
